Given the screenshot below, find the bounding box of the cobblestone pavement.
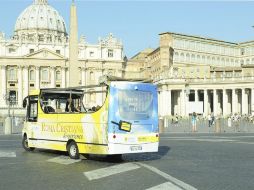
[1,133,254,190]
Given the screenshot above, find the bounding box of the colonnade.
[0,65,67,108]
[159,85,254,117]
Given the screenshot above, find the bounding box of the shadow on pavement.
[123,146,170,162]
[21,146,170,163]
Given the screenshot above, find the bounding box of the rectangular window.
[118,90,153,120]
[9,48,16,53]
[56,50,60,54]
[108,49,113,58]
[9,90,17,105]
[30,49,34,54]
[90,51,94,57]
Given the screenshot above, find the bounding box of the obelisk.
[69,0,79,87]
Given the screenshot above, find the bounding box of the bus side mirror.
[23,98,27,108]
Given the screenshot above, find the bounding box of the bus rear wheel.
[67,141,80,159]
[22,135,35,151]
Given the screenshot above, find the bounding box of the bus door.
[36,93,60,149]
[108,82,158,148]
[24,95,41,147]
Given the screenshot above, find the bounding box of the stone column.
[0,66,7,107]
[158,89,162,116]
[35,66,40,89]
[213,89,218,116]
[66,69,70,87]
[50,67,55,88]
[61,67,66,88]
[232,89,237,115]
[166,88,171,116]
[223,89,228,116]
[181,89,185,116]
[251,88,254,115]
[23,66,29,98]
[195,89,198,103]
[242,88,248,115]
[18,66,23,107]
[81,68,86,86]
[162,85,167,116]
[204,89,208,116]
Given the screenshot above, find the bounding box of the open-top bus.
[22,76,159,160]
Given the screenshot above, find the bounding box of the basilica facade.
[0,0,124,115]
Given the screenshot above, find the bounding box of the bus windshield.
[118,90,153,120]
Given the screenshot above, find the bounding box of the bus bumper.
[107,142,159,154]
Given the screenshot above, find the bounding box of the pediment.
[24,48,65,59]
[6,43,19,48]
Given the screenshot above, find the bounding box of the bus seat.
[56,109,62,113]
[44,106,55,113]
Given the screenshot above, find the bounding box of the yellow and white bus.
[22,78,159,160]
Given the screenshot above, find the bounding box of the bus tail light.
[113,135,116,139]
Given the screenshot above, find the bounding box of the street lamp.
[185,83,190,116]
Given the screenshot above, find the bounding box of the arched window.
[212,57,215,64]
[90,71,95,81]
[29,70,35,81]
[217,57,220,65]
[202,56,206,63]
[230,59,234,66]
[56,70,61,81]
[8,68,16,80]
[221,58,225,66]
[191,54,195,62]
[226,59,229,66]
[207,56,211,64]
[186,53,190,62]
[197,55,201,63]
[180,53,185,61]
[235,60,239,66]
[41,68,49,81]
[174,52,179,61]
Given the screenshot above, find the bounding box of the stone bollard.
[159,117,164,133]
[4,117,12,135]
[215,119,221,133]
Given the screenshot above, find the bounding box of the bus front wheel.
[67,141,80,159]
[22,135,35,151]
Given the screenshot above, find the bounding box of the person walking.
[208,113,212,128]
[192,112,197,132]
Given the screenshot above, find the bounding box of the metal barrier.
[0,116,24,135]
[163,116,254,133]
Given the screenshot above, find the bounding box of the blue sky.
[1,0,254,57]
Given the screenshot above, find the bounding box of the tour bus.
[22,76,159,160]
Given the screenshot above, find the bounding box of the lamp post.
[185,83,190,117]
[3,93,14,134]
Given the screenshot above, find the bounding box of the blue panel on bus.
[108,81,158,134]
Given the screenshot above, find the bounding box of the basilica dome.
[14,0,67,40]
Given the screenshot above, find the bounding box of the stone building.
[0,0,124,115]
[128,32,254,117]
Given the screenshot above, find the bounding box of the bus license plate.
[130,146,142,151]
